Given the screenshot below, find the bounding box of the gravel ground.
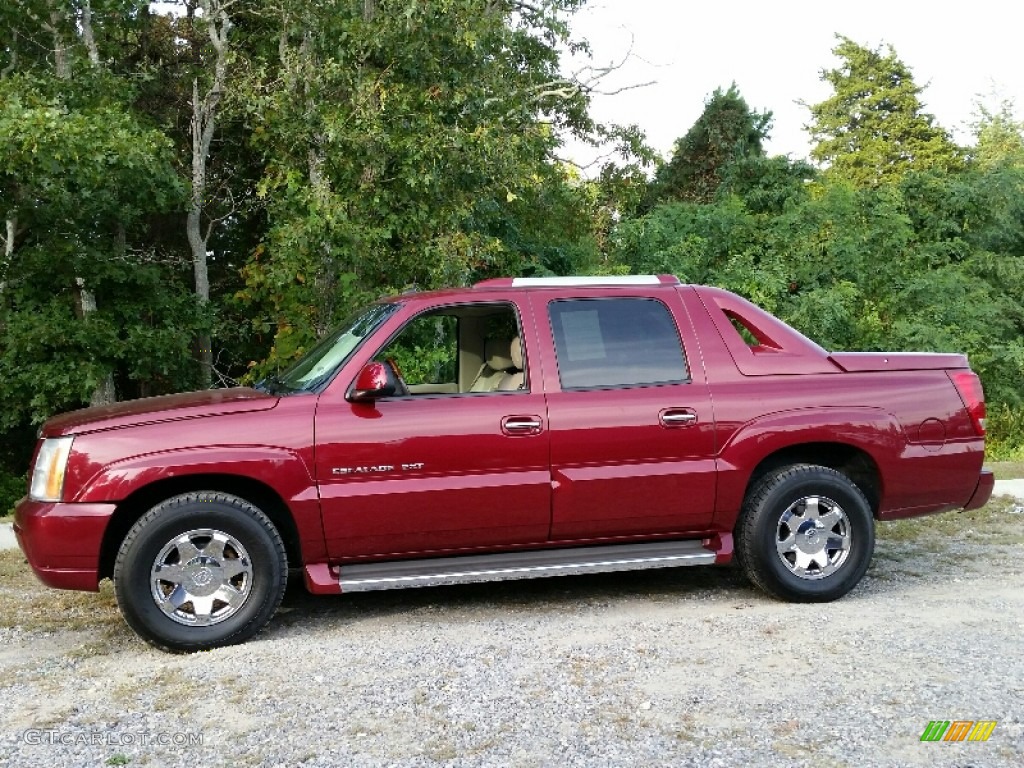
[1,500,1022,768]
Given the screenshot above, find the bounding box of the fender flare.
[79,445,327,573]
[73,445,316,505]
[715,406,904,524]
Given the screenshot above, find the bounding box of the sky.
[562,0,1024,170]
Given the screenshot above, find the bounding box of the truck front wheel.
[113,492,288,652]
[735,465,874,602]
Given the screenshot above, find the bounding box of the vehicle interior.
[374,303,526,395]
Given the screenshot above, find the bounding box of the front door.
[315,301,551,558]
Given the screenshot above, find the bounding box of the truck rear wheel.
[735,465,874,602]
[113,492,287,652]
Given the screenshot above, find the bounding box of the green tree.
[0,5,208,503]
[967,98,1024,270]
[806,36,960,186]
[236,0,632,375]
[647,84,771,205]
[970,99,1024,169]
[0,84,197,427]
[612,168,1024,406]
[717,154,817,215]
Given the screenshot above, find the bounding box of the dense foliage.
[645,84,772,206]
[617,38,1024,411]
[1,10,1022,509]
[806,36,961,185]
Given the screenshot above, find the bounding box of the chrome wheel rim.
[775,495,851,580]
[150,529,254,626]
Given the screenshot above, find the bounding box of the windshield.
[262,303,400,393]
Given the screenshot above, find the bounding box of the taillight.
[948,371,986,436]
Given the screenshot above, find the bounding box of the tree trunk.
[46,2,70,79]
[188,78,214,387]
[0,216,14,295]
[80,0,100,66]
[1,29,16,78]
[296,28,337,338]
[75,277,117,407]
[3,217,13,261]
[186,0,233,388]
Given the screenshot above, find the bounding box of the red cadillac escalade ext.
[15,275,993,651]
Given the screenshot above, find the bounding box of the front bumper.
[963,469,995,511]
[13,497,116,591]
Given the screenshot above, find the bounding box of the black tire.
[735,464,874,602]
[113,492,288,652]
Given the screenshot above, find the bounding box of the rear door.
[530,288,717,540]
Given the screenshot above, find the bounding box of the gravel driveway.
[2,498,1022,768]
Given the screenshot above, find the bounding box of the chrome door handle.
[502,416,543,434]
[660,410,697,427]
[505,418,541,429]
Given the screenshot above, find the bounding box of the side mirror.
[348,362,397,402]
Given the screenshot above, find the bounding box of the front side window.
[548,298,688,389]
[374,303,526,395]
[377,313,459,389]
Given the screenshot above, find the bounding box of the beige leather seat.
[497,337,525,391]
[469,338,513,392]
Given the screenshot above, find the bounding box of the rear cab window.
[548,298,689,389]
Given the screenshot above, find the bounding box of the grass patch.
[878,497,1021,544]
[988,461,1024,480]
[0,549,123,635]
[873,498,1023,580]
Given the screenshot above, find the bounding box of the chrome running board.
[337,540,716,593]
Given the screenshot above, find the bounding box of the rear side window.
[548,298,688,389]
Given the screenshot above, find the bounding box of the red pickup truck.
[15,275,993,651]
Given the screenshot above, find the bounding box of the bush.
[0,471,25,517]
[986,404,1024,460]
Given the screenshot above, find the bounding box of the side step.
[333,540,717,593]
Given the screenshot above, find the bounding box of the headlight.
[30,436,74,502]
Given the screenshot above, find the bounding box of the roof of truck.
[473,275,681,288]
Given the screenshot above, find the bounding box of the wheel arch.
[99,474,301,581]
[716,406,900,526]
[745,443,882,516]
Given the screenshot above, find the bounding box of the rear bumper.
[13,497,115,592]
[964,469,995,511]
